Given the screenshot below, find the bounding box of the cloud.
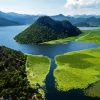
[65,0,100,9]
[64,0,100,15]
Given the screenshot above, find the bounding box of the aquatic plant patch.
[54,48,100,91]
[26,55,50,97]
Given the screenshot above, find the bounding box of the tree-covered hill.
[0,46,42,100]
[14,16,81,44]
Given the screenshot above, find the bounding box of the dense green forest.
[15,16,81,44]
[0,46,42,100]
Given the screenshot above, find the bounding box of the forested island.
[14,16,81,44]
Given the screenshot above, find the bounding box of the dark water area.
[0,26,100,100]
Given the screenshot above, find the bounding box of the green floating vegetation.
[76,29,100,44]
[85,81,100,98]
[26,55,50,89]
[54,48,100,92]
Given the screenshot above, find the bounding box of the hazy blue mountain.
[0,17,20,26]
[0,11,10,18]
[74,22,90,27]
[51,14,100,26]
[7,12,39,24]
[0,11,100,26]
[51,14,68,21]
[73,14,100,18]
[0,11,39,25]
[86,17,100,26]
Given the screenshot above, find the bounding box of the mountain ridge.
[0,11,100,26]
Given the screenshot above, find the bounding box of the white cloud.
[65,0,100,15]
[65,0,100,9]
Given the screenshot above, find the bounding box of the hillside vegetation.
[14,16,81,44]
[0,46,42,100]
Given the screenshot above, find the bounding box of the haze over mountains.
[0,11,39,25]
[0,11,100,26]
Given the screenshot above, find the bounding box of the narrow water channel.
[45,57,100,100]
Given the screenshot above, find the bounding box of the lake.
[78,26,100,30]
[0,25,100,100]
[0,25,100,56]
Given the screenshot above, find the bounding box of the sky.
[0,0,100,15]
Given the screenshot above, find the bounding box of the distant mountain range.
[0,11,39,25]
[0,11,100,26]
[73,15,100,18]
[0,17,20,26]
[51,14,100,27]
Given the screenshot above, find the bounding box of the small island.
[14,16,81,44]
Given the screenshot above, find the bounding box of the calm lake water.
[0,25,100,100]
[78,26,100,30]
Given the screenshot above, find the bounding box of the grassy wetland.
[26,55,51,97]
[76,29,100,44]
[54,48,100,92]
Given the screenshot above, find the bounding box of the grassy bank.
[76,29,100,44]
[26,55,51,97]
[54,48,100,92]
[44,28,100,44]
